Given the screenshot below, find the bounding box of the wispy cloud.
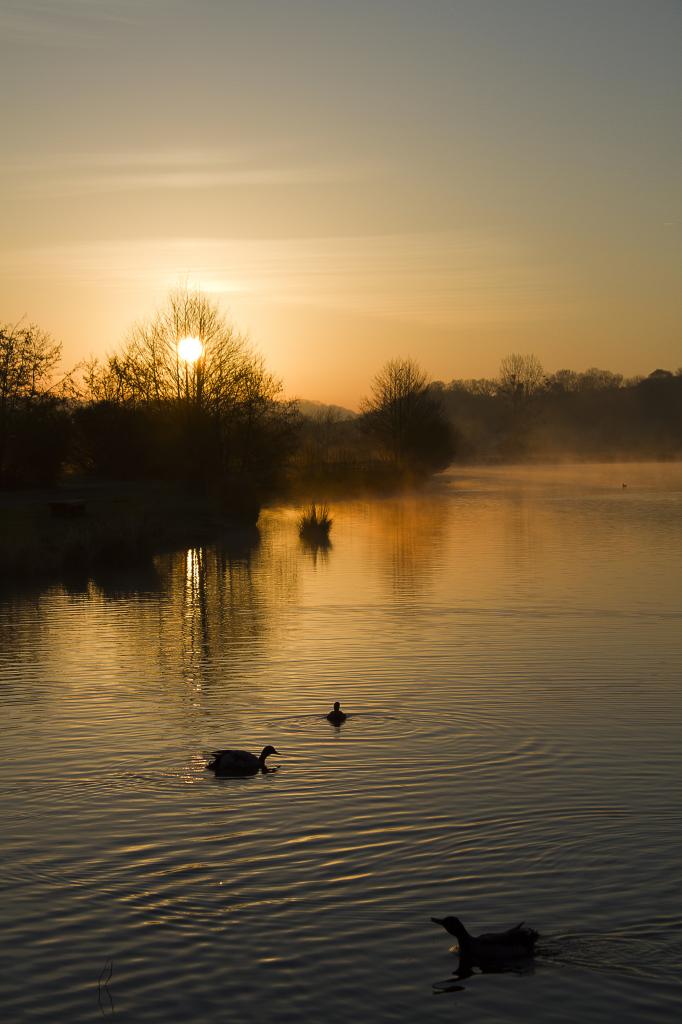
[0,232,566,329]
[3,150,375,197]
[0,0,139,45]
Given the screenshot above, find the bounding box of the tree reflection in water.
[0,526,301,710]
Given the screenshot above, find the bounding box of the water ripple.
[1,465,681,1023]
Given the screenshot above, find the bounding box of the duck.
[431,916,539,962]
[326,701,347,725]
[207,745,280,776]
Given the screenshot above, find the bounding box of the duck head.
[431,916,469,942]
[259,745,280,764]
[332,702,341,712]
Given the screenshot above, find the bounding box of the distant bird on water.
[326,701,347,725]
[431,916,539,963]
[207,745,280,776]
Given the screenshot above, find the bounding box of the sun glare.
[177,335,203,363]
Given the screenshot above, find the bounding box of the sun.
[177,335,203,363]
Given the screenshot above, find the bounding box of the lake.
[1,464,681,1023]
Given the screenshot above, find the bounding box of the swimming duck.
[326,701,347,725]
[431,916,538,962]
[207,745,280,775]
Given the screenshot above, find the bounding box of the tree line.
[1,295,680,502]
[0,292,454,503]
[429,353,682,461]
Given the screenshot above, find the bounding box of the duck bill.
[431,917,446,927]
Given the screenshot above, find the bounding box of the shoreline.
[2,459,680,581]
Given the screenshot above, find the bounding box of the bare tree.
[576,367,623,391]
[0,321,62,482]
[546,368,580,393]
[361,357,455,471]
[498,353,545,400]
[495,352,546,455]
[84,289,278,411]
[80,290,299,494]
[362,358,428,462]
[0,321,61,400]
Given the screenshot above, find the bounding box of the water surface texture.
[2,464,681,1023]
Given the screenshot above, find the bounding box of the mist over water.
[1,464,681,1023]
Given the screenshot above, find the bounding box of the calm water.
[1,464,681,1023]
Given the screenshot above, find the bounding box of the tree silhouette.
[80,290,299,501]
[0,321,63,485]
[361,357,456,472]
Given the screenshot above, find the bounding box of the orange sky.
[1,1,680,408]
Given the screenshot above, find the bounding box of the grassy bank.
[0,481,258,579]
[0,459,446,580]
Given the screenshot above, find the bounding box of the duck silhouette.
[207,745,280,776]
[326,701,347,725]
[432,916,538,964]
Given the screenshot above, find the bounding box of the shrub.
[298,503,332,539]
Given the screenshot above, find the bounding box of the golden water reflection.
[0,465,681,1024]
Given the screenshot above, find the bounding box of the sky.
[1,0,680,408]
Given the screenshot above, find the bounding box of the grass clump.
[298,503,333,540]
